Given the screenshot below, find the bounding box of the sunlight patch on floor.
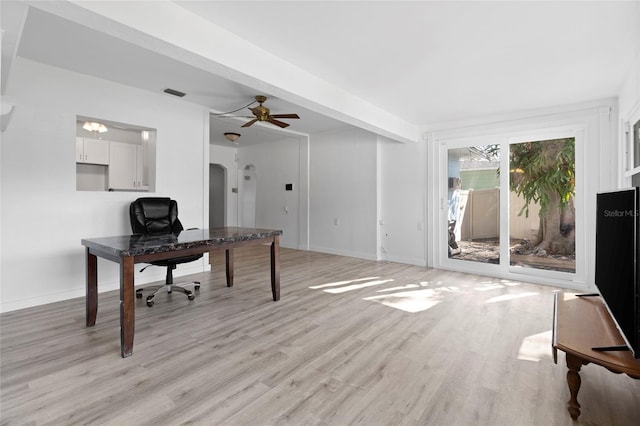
[518,330,553,362]
[474,280,522,292]
[422,280,445,286]
[475,283,506,291]
[323,279,395,294]
[309,277,380,290]
[363,288,444,313]
[309,273,535,314]
[377,283,421,293]
[485,292,539,304]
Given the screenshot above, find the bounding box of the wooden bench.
[552,293,640,420]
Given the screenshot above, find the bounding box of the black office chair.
[130,197,202,307]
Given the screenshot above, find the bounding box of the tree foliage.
[509,138,575,217]
[469,139,576,255]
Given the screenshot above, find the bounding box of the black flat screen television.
[595,188,640,358]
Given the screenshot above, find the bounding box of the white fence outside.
[452,188,540,242]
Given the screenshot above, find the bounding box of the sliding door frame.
[428,103,615,291]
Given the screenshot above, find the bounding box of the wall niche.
[76,116,156,192]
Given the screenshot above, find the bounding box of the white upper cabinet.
[76,137,109,165]
[109,141,147,191]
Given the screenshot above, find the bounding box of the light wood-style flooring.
[2,246,640,425]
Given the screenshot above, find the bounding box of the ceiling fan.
[239,95,300,128]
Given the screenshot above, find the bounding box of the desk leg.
[271,235,280,301]
[86,248,98,327]
[120,256,135,358]
[566,353,583,420]
[226,249,234,287]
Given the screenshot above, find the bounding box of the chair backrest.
[130,197,184,235]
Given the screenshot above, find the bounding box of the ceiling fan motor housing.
[251,105,270,121]
[239,95,299,128]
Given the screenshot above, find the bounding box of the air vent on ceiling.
[163,88,186,97]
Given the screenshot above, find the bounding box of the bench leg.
[566,353,584,420]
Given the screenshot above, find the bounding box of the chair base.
[136,281,201,307]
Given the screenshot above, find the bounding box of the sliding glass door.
[447,145,500,265]
[442,132,579,282]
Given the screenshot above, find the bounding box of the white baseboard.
[0,263,210,313]
[385,255,427,267]
[307,245,377,261]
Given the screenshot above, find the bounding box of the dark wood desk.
[82,227,282,358]
[552,293,640,420]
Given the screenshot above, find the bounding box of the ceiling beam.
[28,0,418,143]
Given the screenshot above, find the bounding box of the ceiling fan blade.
[270,114,299,119]
[241,118,258,128]
[267,118,290,128]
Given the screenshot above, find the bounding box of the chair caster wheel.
[136,292,142,299]
[194,282,201,291]
[146,300,154,307]
[188,294,195,301]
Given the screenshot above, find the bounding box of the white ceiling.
[2,1,639,146]
[179,0,638,123]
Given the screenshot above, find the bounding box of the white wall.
[1,58,209,312]
[237,136,307,249]
[379,136,427,265]
[210,144,239,226]
[619,53,640,120]
[309,127,378,259]
[618,3,640,121]
[212,128,426,264]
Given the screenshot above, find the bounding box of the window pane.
[509,138,575,272]
[447,145,500,264]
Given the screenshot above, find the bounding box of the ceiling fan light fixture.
[224,132,241,143]
[82,121,107,133]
